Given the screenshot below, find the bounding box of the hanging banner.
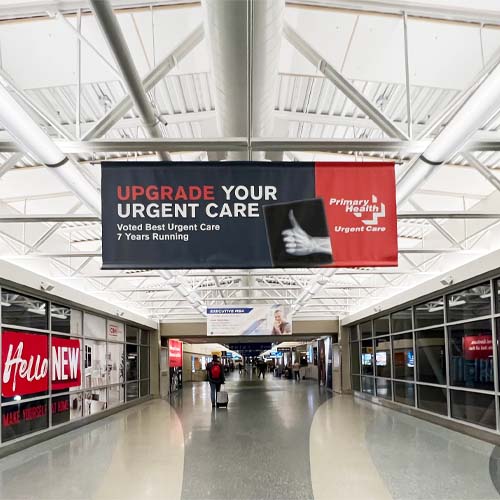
[101,161,397,269]
[207,305,292,336]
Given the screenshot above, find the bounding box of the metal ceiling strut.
[90,0,170,161]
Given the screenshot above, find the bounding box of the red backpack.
[211,363,221,380]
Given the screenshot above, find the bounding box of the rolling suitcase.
[216,389,228,408]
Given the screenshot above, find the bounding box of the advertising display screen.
[361,353,373,366]
[101,161,397,269]
[462,335,493,360]
[207,305,292,336]
[376,352,387,366]
[169,339,183,368]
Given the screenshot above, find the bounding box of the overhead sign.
[168,339,183,368]
[101,161,397,269]
[207,305,292,336]
[2,330,81,398]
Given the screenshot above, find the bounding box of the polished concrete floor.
[0,372,499,499]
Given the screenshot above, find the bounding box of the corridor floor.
[0,372,498,499]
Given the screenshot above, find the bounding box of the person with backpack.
[206,354,225,407]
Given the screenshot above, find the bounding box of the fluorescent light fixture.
[448,299,466,308]
[428,306,444,313]
[0,301,11,307]
[51,313,68,320]
[480,293,492,299]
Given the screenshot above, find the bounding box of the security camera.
[40,281,54,292]
[440,276,454,287]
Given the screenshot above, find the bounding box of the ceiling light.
[27,307,46,316]
[51,313,68,320]
[1,302,11,307]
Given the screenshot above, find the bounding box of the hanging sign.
[168,339,183,368]
[207,305,292,336]
[101,161,397,269]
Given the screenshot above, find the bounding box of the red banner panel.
[315,162,398,267]
[463,335,493,360]
[2,330,81,398]
[169,339,183,368]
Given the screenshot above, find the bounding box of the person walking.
[293,359,301,382]
[206,354,225,408]
[238,362,243,374]
[258,359,266,379]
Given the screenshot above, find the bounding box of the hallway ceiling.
[0,1,500,322]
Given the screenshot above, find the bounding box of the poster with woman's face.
[269,306,292,335]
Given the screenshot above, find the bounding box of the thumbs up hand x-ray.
[282,210,333,256]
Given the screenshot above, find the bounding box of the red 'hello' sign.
[2,330,81,397]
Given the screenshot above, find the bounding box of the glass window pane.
[126,344,138,381]
[52,393,83,426]
[394,382,415,406]
[83,388,107,416]
[126,382,139,401]
[447,282,491,322]
[51,305,82,335]
[351,342,360,374]
[140,330,150,345]
[84,314,106,339]
[374,316,390,336]
[140,380,149,397]
[360,321,372,339]
[107,343,124,385]
[361,339,374,375]
[107,320,124,342]
[2,290,48,330]
[84,339,106,388]
[450,390,496,429]
[391,308,412,333]
[140,346,149,380]
[496,279,500,314]
[375,337,391,378]
[415,298,444,329]
[2,329,49,402]
[108,385,124,408]
[417,385,448,415]
[2,399,49,442]
[449,320,493,391]
[52,335,82,394]
[352,374,360,392]
[416,328,446,385]
[376,378,392,400]
[126,325,139,343]
[393,333,414,380]
[350,326,359,341]
[361,376,374,395]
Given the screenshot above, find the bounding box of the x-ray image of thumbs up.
[282,210,333,256]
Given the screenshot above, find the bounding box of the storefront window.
[140,346,149,380]
[350,342,360,374]
[52,393,83,426]
[394,382,415,406]
[361,376,374,395]
[350,325,358,341]
[376,378,391,400]
[414,298,444,329]
[52,335,82,393]
[108,385,124,407]
[374,316,390,336]
[107,320,124,342]
[391,308,412,333]
[417,384,448,415]
[126,325,139,343]
[51,304,82,335]
[448,320,493,391]
[447,283,491,323]
[360,321,372,339]
[1,290,48,330]
[107,342,124,385]
[416,328,446,385]
[83,388,107,416]
[126,382,139,401]
[126,344,138,381]
[140,329,150,345]
[375,337,391,378]
[84,314,106,340]
[392,333,414,380]
[361,339,374,376]
[84,339,106,388]
[450,390,496,429]
[2,399,49,442]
